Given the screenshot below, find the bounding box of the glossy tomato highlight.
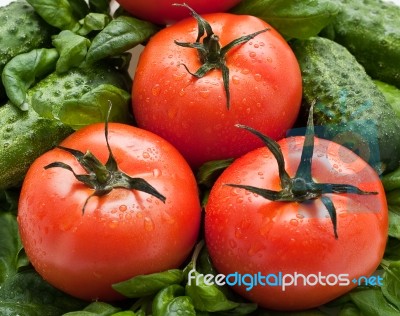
[132,12,302,168]
[18,123,202,301]
[115,0,243,25]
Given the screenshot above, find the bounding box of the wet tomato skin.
[132,13,302,168]
[18,123,202,301]
[205,136,388,311]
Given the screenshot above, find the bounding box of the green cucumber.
[291,36,400,174]
[374,80,400,120]
[0,0,56,101]
[0,62,131,190]
[321,0,400,88]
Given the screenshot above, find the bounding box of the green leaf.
[230,0,339,39]
[382,166,400,191]
[197,158,234,189]
[63,301,121,316]
[86,16,159,64]
[52,30,91,73]
[113,269,183,298]
[0,213,24,283]
[2,48,59,110]
[0,189,19,213]
[386,189,400,206]
[68,0,90,20]
[152,284,196,316]
[26,0,80,30]
[75,13,111,36]
[388,205,400,239]
[0,269,86,315]
[185,270,240,312]
[385,238,400,262]
[349,287,400,316]
[89,0,111,14]
[382,261,400,310]
[57,84,131,130]
[111,312,136,316]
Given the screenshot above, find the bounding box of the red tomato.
[18,123,201,301]
[115,0,243,25]
[132,13,302,168]
[205,136,388,311]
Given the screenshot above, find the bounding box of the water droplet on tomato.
[232,75,240,84]
[109,220,118,229]
[235,227,243,239]
[199,88,210,99]
[254,73,262,81]
[119,205,127,212]
[142,151,150,159]
[151,84,161,96]
[152,168,161,177]
[144,216,155,231]
[289,219,299,226]
[229,239,237,249]
[249,51,256,58]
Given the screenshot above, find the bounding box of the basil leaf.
[349,287,400,316]
[63,301,121,315]
[112,312,136,316]
[53,30,91,73]
[0,213,24,283]
[388,205,400,239]
[2,48,59,110]
[86,16,159,64]
[113,269,183,298]
[197,158,234,189]
[26,0,79,30]
[0,189,19,213]
[68,0,90,20]
[0,269,86,315]
[382,166,400,192]
[57,84,131,130]
[152,284,196,316]
[382,261,400,310]
[230,0,339,39]
[185,270,239,312]
[75,13,111,36]
[89,0,111,14]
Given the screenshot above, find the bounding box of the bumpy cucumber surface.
[291,36,400,174]
[0,63,131,190]
[321,0,400,88]
[0,0,56,100]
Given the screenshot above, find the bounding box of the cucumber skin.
[0,0,56,100]
[321,0,400,88]
[0,64,131,190]
[291,36,400,174]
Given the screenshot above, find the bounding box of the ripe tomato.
[18,123,201,301]
[132,12,302,169]
[115,0,243,25]
[205,135,388,311]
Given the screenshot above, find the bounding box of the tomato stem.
[44,105,166,213]
[173,3,269,109]
[226,104,377,239]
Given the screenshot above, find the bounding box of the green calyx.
[173,3,269,109]
[44,107,166,213]
[227,105,377,239]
